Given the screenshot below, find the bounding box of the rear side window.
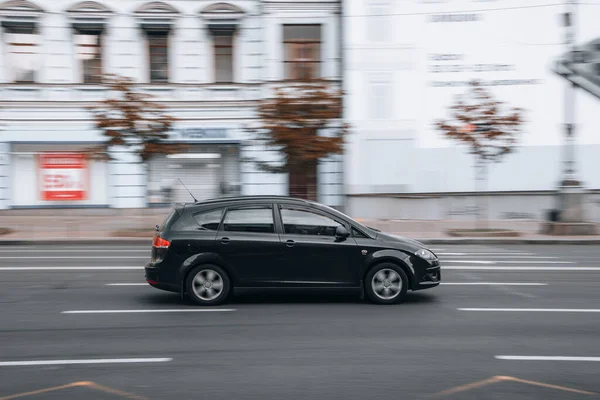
[170,208,224,232]
[222,208,275,234]
[193,209,224,231]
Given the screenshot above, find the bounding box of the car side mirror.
[335,225,350,241]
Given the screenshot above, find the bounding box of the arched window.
[66,2,114,83]
[135,2,180,83]
[199,3,245,83]
[0,0,43,83]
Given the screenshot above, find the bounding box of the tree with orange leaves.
[246,80,348,201]
[87,74,182,161]
[435,80,525,228]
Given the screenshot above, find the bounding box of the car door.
[215,204,284,286]
[276,204,360,287]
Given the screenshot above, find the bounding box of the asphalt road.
[0,243,599,399]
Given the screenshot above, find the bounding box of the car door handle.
[221,237,230,244]
[285,240,295,248]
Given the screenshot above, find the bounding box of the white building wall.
[344,0,600,217]
[0,142,8,209]
[0,0,342,209]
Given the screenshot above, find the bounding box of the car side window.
[170,208,224,231]
[281,208,342,237]
[192,209,224,231]
[222,208,275,234]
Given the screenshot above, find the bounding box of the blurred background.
[0,0,599,238]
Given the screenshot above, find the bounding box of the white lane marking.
[442,255,557,259]
[495,356,600,362]
[0,256,147,259]
[5,245,152,250]
[437,252,533,256]
[0,249,149,253]
[0,358,172,367]
[445,266,600,271]
[429,248,445,251]
[444,260,574,264]
[62,309,236,314]
[441,282,548,286]
[444,260,495,264]
[459,308,600,313]
[106,283,148,286]
[0,267,144,271]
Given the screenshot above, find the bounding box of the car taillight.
[152,236,171,249]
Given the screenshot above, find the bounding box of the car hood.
[375,231,429,253]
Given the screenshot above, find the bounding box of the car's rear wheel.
[186,264,231,306]
[364,263,408,305]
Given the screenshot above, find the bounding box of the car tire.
[186,264,231,306]
[364,263,409,305]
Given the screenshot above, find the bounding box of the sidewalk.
[0,209,599,244]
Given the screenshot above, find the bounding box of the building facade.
[343,0,600,221]
[0,0,342,209]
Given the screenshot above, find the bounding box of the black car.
[145,196,441,305]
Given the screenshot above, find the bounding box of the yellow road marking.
[433,376,505,397]
[0,381,149,400]
[0,382,81,400]
[86,382,149,400]
[504,376,597,396]
[434,375,597,397]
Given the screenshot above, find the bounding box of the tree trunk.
[475,160,488,230]
[289,160,317,201]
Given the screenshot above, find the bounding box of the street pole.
[558,0,584,222]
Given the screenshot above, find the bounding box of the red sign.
[38,153,88,201]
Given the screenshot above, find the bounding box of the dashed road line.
[459,308,600,313]
[496,356,600,362]
[0,267,144,271]
[441,282,547,286]
[106,283,148,286]
[0,358,172,367]
[444,260,574,264]
[62,308,236,314]
[445,266,600,271]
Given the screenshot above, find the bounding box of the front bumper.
[412,259,441,290]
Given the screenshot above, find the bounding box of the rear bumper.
[145,264,179,293]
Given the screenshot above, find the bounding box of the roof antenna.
[178,178,198,203]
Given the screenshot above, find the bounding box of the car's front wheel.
[186,264,231,306]
[364,263,408,304]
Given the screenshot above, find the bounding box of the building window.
[5,26,39,83]
[75,32,103,84]
[367,0,390,42]
[369,81,391,120]
[283,24,321,81]
[214,34,234,83]
[148,32,169,83]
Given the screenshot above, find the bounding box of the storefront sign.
[173,128,228,140]
[38,153,88,201]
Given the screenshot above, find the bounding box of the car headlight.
[416,249,436,261]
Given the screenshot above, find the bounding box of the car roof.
[178,195,315,210]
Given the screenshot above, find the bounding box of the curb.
[0,237,599,245]
[0,238,152,246]
[417,238,600,245]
